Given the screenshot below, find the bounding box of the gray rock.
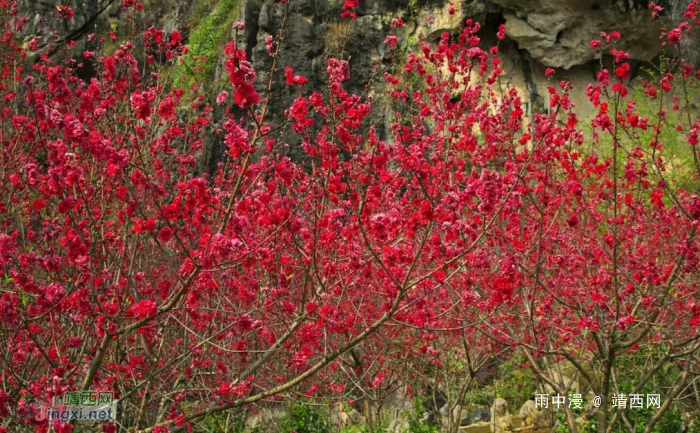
[491,0,671,69]
[519,399,548,428]
[466,408,490,425]
[491,397,508,419]
[490,398,513,433]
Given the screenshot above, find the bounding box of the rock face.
[18,0,696,77]
[14,0,698,162]
[460,421,491,433]
[17,0,693,89]
[492,0,669,69]
[17,0,189,60]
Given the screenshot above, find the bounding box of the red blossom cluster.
[56,5,72,20]
[341,0,359,19]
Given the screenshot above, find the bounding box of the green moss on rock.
[178,0,240,89]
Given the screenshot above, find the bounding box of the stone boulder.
[440,403,470,427]
[467,407,491,425]
[490,398,513,433]
[519,399,549,428]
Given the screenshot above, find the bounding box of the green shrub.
[280,401,330,433]
[463,390,489,407]
[406,396,438,433]
[493,353,537,411]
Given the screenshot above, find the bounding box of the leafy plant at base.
[280,401,330,433]
[406,396,438,433]
[493,352,537,411]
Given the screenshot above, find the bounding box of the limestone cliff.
[15,0,695,160]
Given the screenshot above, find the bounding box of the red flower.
[284,67,308,85]
[144,218,156,232]
[433,269,447,283]
[216,91,229,104]
[290,345,314,368]
[158,96,176,121]
[689,195,700,219]
[668,28,682,45]
[157,226,173,243]
[615,62,631,80]
[289,97,313,133]
[305,302,318,315]
[372,372,386,388]
[390,18,404,28]
[237,315,253,331]
[130,300,158,319]
[282,300,296,313]
[602,30,621,42]
[57,5,73,20]
[233,82,259,108]
[170,30,181,47]
[497,24,506,40]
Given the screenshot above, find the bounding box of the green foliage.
[581,415,598,433]
[405,396,438,433]
[463,390,489,407]
[279,401,330,433]
[407,0,420,19]
[687,414,700,433]
[407,419,438,433]
[177,0,240,89]
[567,406,684,433]
[381,11,396,26]
[554,411,569,433]
[493,353,537,411]
[655,409,683,433]
[202,409,247,433]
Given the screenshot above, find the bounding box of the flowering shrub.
[482,3,700,432]
[1,1,700,433]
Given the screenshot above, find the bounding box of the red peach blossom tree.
[0,2,536,433]
[469,3,700,433]
[1,1,700,433]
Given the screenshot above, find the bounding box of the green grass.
[577,64,700,194]
[177,0,240,89]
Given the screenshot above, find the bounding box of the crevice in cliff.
[35,0,117,64]
[519,50,545,116]
[555,31,563,44]
[244,0,261,62]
